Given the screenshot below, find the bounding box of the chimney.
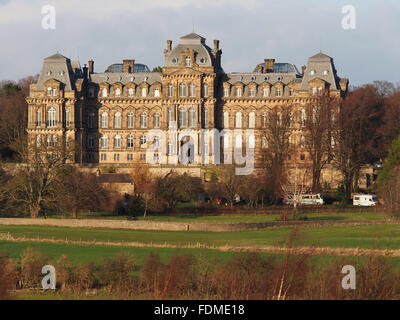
[214,40,220,52]
[167,40,172,51]
[123,59,135,73]
[264,59,275,73]
[88,59,94,74]
[301,65,306,76]
[83,64,88,79]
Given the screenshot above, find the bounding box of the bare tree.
[280,164,310,209]
[304,90,338,192]
[131,163,157,218]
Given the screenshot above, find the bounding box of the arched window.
[102,88,107,97]
[100,135,108,148]
[301,109,306,127]
[46,107,57,127]
[128,87,134,97]
[249,87,255,97]
[153,112,160,128]
[154,88,160,98]
[277,112,282,127]
[248,134,255,148]
[262,112,267,127]
[178,108,187,128]
[189,108,196,127]
[46,135,52,147]
[127,135,134,148]
[263,88,269,97]
[115,88,121,97]
[235,112,242,128]
[141,87,147,97]
[203,83,208,97]
[36,109,41,126]
[127,112,134,128]
[223,112,229,128]
[140,113,148,128]
[236,87,242,97]
[36,134,41,147]
[114,112,121,128]
[262,136,268,149]
[168,108,174,128]
[300,135,306,148]
[114,135,121,148]
[235,134,242,148]
[168,83,173,97]
[189,83,196,97]
[101,112,108,128]
[185,56,191,67]
[248,112,255,128]
[179,83,186,97]
[153,136,160,149]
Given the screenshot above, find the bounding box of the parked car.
[284,193,325,206]
[353,194,378,206]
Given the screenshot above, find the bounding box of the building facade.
[26,32,349,184]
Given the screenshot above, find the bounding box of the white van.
[284,193,325,206]
[353,194,378,206]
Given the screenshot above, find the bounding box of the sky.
[0,0,399,86]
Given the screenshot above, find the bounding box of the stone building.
[26,32,349,187]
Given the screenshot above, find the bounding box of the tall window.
[140,135,147,145]
[235,112,242,128]
[301,109,306,127]
[189,108,196,127]
[178,108,187,128]
[154,88,160,97]
[100,135,108,148]
[263,88,269,97]
[224,87,229,97]
[47,107,57,127]
[52,88,57,96]
[248,112,255,128]
[101,112,108,128]
[153,112,160,128]
[289,88,293,96]
[127,112,134,128]
[141,87,147,97]
[300,135,306,148]
[87,135,94,148]
[127,135,134,148]
[168,108,174,128]
[203,83,208,97]
[262,136,268,148]
[64,109,70,127]
[262,112,267,127]
[115,88,121,97]
[185,56,191,67]
[179,83,186,97]
[276,87,282,97]
[189,83,196,97]
[102,88,107,97]
[248,135,255,148]
[236,87,242,97]
[204,109,209,128]
[114,112,121,128]
[47,87,52,96]
[114,135,121,148]
[277,112,282,127]
[140,112,147,128]
[204,140,209,156]
[36,109,41,126]
[128,87,134,97]
[223,112,229,128]
[36,134,41,147]
[249,87,255,97]
[168,142,173,155]
[88,112,95,128]
[153,136,160,149]
[168,83,173,97]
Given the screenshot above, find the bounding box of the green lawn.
[1,223,400,250]
[46,210,386,223]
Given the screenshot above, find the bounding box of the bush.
[20,247,49,289]
[0,252,18,299]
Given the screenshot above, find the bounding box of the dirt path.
[2,234,400,258]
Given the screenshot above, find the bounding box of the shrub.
[0,252,18,299]
[20,247,49,289]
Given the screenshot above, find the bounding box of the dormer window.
[47,87,52,96]
[310,70,316,75]
[224,88,229,97]
[141,87,147,97]
[249,88,255,97]
[115,88,121,97]
[52,88,57,96]
[289,88,293,96]
[128,87,134,97]
[154,88,160,97]
[263,88,269,97]
[276,88,282,97]
[102,88,107,97]
[312,87,317,95]
[236,87,242,97]
[185,56,191,67]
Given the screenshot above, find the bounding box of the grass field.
[0,222,400,249]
